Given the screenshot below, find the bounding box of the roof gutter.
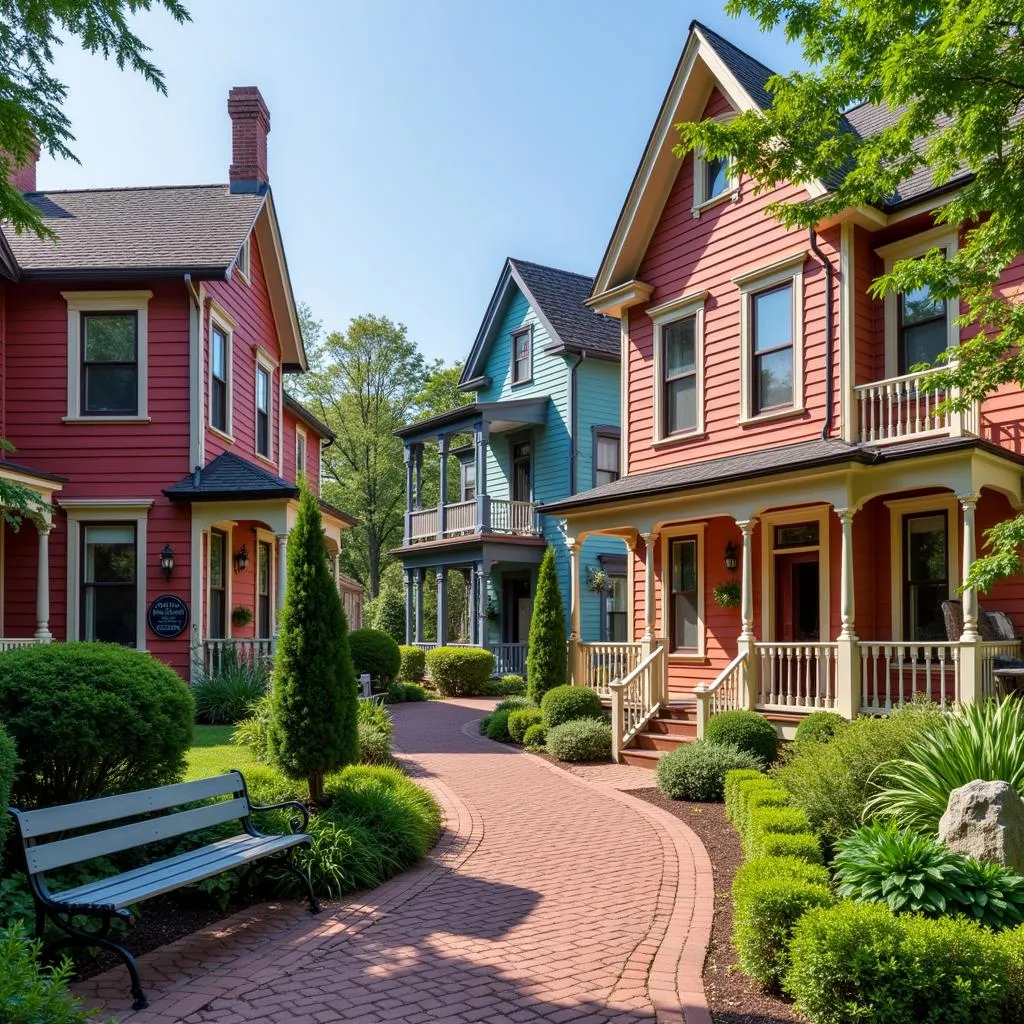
[808,228,835,440]
[567,351,585,494]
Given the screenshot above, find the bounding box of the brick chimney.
[5,142,39,193]
[227,87,270,194]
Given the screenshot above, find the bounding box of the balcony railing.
[406,497,541,543]
[854,368,976,445]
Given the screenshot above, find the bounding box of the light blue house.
[395,258,628,675]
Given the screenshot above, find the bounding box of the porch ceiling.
[394,537,547,571]
[395,397,549,445]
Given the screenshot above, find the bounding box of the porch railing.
[694,651,746,737]
[859,641,964,712]
[755,642,837,711]
[445,500,477,536]
[202,637,275,675]
[982,640,1024,699]
[408,507,439,541]
[490,499,540,536]
[0,637,42,652]
[414,641,438,652]
[577,641,643,697]
[609,644,665,761]
[854,368,975,445]
[491,642,527,677]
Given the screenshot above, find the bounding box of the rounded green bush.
[0,642,193,807]
[546,718,612,762]
[794,710,850,749]
[0,723,16,858]
[498,674,526,692]
[540,685,603,728]
[426,647,494,696]
[507,708,543,745]
[348,629,402,685]
[655,741,763,801]
[484,709,513,743]
[385,680,429,703]
[523,723,547,749]
[397,645,426,682]
[358,721,393,765]
[704,710,778,764]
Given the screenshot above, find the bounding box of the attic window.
[235,236,251,282]
[511,326,532,384]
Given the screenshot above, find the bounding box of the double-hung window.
[461,461,476,502]
[296,429,307,479]
[256,365,271,458]
[648,290,707,441]
[669,537,699,652]
[511,327,532,384]
[736,253,805,422]
[904,512,948,642]
[210,324,229,433]
[594,429,620,485]
[208,528,227,640]
[82,523,138,646]
[82,312,138,415]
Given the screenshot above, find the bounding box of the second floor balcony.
[407,496,541,544]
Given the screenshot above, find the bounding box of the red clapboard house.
[545,23,1024,763]
[0,86,359,680]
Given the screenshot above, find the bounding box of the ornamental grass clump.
[192,659,269,724]
[866,697,1024,834]
[655,741,763,801]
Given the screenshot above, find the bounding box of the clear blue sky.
[43,1,804,365]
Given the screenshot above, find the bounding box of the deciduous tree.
[678,0,1024,589]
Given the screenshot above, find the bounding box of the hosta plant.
[952,856,1024,931]
[865,697,1024,834]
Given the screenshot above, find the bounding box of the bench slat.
[15,773,246,839]
[53,833,307,909]
[27,797,250,875]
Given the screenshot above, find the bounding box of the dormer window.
[235,236,251,282]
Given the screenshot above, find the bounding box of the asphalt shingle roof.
[509,259,620,358]
[164,452,297,502]
[694,21,776,111]
[7,184,264,275]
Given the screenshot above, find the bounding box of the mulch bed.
[628,789,801,1024]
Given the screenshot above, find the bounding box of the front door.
[775,551,820,642]
[503,576,532,643]
[257,540,273,637]
[511,440,532,502]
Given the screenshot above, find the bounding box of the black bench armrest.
[248,799,310,834]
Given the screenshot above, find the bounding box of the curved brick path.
[75,699,713,1024]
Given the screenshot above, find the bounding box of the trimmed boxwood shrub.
[793,710,849,749]
[426,647,494,697]
[724,768,769,822]
[785,902,1014,1024]
[386,681,429,703]
[349,629,402,685]
[733,857,835,991]
[523,723,547,749]
[507,708,543,745]
[704,709,778,765]
[397,645,426,682]
[745,805,814,859]
[484,709,513,743]
[0,642,193,808]
[540,684,603,729]
[727,772,786,835]
[655,741,763,801]
[546,718,612,762]
[756,831,823,864]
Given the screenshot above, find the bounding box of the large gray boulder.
[938,780,1024,872]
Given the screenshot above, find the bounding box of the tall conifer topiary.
[268,483,358,804]
[526,546,567,704]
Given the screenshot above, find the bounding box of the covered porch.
[550,437,1024,755]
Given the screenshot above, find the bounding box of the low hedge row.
[426,648,494,696]
[725,770,823,864]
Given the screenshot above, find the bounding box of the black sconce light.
[724,540,738,573]
[233,545,249,574]
[160,544,175,580]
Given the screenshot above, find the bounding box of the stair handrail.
[608,644,666,762]
[693,651,746,739]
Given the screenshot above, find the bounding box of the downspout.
[567,351,585,495]
[808,229,835,440]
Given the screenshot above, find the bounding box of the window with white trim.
[877,229,959,378]
[208,528,227,640]
[461,460,476,501]
[210,322,230,434]
[736,254,806,422]
[256,364,271,458]
[82,523,138,646]
[235,236,251,282]
[669,537,699,652]
[648,290,707,442]
[511,326,532,384]
[594,429,620,485]
[62,291,151,421]
[295,427,307,479]
[691,117,738,216]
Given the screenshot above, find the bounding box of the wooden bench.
[8,770,319,1010]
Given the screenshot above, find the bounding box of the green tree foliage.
[677,0,1024,590]
[526,547,567,703]
[269,484,358,804]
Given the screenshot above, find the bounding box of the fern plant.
[866,697,1024,833]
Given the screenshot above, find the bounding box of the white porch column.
[567,538,581,685]
[640,531,656,649]
[33,522,53,642]
[735,519,756,709]
[275,532,288,633]
[834,507,859,719]
[958,493,982,703]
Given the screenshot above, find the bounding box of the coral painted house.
[544,23,1024,764]
[0,87,356,680]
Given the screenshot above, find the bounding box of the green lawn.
[185,724,256,781]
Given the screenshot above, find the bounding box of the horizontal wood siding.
[281,409,320,496]
[628,89,839,476]
[205,235,283,471]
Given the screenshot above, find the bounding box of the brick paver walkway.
[75,699,713,1024]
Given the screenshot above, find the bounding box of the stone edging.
[461,717,714,1024]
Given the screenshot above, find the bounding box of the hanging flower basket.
[713,580,741,609]
[587,567,609,593]
[231,605,254,627]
